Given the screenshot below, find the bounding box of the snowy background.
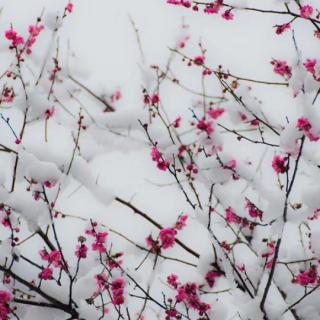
[1,0,320,319]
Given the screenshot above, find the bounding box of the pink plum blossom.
[40,267,53,280]
[159,228,177,249]
[271,60,292,78]
[300,5,314,19]
[272,155,287,174]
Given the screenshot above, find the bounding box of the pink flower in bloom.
[197,119,214,135]
[40,267,53,280]
[151,93,160,105]
[208,108,225,120]
[303,59,320,81]
[156,158,170,171]
[28,25,44,37]
[223,159,237,170]
[5,29,24,47]
[205,270,222,288]
[92,232,108,253]
[272,155,287,174]
[49,250,62,267]
[188,295,201,310]
[151,147,161,162]
[96,232,108,244]
[111,278,126,305]
[300,5,314,19]
[167,274,180,288]
[271,60,292,78]
[174,282,211,315]
[293,267,317,286]
[204,1,223,14]
[181,0,191,7]
[75,244,88,259]
[296,117,312,132]
[225,207,241,225]
[176,287,187,302]
[39,249,62,267]
[166,309,178,318]
[245,199,263,220]
[306,132,320,142]
[2,87,15,104]
[159,228,177,249]
[39,249,49,261]
[275,23,291,35]
[175,214,188,230]
[304,59,317,74]
[85,224,109,253]
[1,217,11,229]
[184,282,197,295]
[297,117,320,141]
[222,9,234,21]
[194,55,205,66]
[150,147,170,171]
[26,25,45,55]
[67,2,73,13]
[0,291,12,304]
[0,290,12,320]
[44,180,55,188]
[204,6,220,14]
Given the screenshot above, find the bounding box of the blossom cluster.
[0,291,13,320]
[150,146,171,171]
[85,222,109,253]
[272,155,288,174]
[167,0,234,21]
[225,207,255,230]
[166,275,211,317]
[293,266,319,286]
[146,215,188,251]
[111,278,126,305]
[39,249,62,280]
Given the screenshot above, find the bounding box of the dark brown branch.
[0,265,77,317]
[68,75,115,112]
[115,196,200,259]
